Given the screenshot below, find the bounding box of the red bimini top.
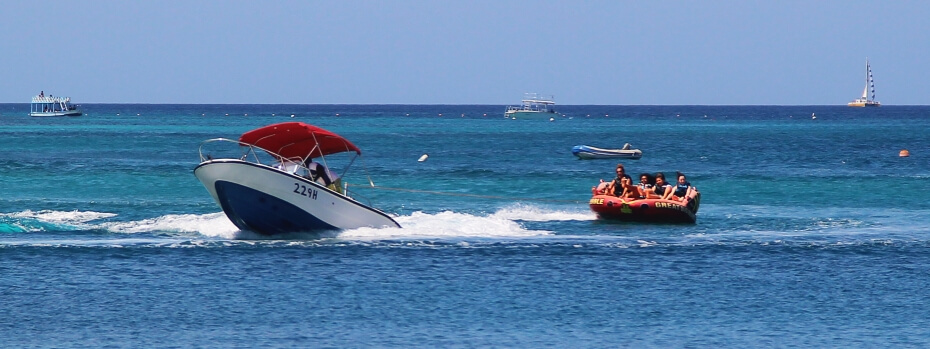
[238,122,361,159]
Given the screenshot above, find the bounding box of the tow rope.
[346,183,586,204]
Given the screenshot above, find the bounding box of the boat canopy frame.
[30,96,79,114]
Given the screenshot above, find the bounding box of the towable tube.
[589,192,701,224]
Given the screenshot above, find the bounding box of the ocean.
[2,104,929,347]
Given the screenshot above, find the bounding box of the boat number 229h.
[293,183,318,200]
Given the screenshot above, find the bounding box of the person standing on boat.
[303,158,335,186]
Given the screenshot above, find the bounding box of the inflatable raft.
[589,192,701,224]
[572,144,642,160]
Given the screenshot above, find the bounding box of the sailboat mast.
[848,58,880,107]
[867,59,876,102]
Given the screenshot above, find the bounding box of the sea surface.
[2,104,929,348]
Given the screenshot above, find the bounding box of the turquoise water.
[2,104,929,347]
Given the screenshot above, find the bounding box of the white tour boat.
[29,92,82,116]
[194,122,400,235]
[848,59,881,107]
[505,93,559,119]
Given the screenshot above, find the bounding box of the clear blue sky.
[3,1,928,105]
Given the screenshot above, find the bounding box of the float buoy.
[900,149,910,157]
[418,154,429,162]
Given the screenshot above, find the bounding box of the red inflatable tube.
[588,191,701,224]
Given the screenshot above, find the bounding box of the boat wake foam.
[4,206,930,248]
[1,205,591,240]
[490,204,595,222]
[7,209,116,225]
[99,213,238,237]
[1,210,117,233]
[340,210,550,240]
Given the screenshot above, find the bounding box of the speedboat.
[505,93,559,119]
[589,191,701,224]
[194,122,400,235]
[572,144,642,160]
[29,92,81,117]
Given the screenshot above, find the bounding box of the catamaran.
[848,59,881,107]
[505,93,559,119]
[29,92,82,116]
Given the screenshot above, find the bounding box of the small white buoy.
[418,154,429,162]
[290,114,295,117]
[272,113,275,116]
[549,117,555,122]
[244,113,248,116]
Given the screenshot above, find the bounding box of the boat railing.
[31,96,72,103]
[342,184,375,207]
[198,138,353,196]
[521,93,555,104]
[199,137,305,170]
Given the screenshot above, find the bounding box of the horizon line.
[1,102,925,107]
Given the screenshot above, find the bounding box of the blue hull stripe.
[215,180,338,235]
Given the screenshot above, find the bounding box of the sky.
[2,0,928,105]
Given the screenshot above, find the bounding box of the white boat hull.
[572,145,642,160]
[29,110,82,117]
[194,159,400,235]
[505,110,560,120]
[847,101,880,107]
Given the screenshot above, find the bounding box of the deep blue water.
[2,104,929,347]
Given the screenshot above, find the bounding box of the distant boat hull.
[194,159,400,235]
[589,193,701,224]
[505,110,560,120]
[847,101,881,107]
[29,111,82,117]
[572,145,642,160]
